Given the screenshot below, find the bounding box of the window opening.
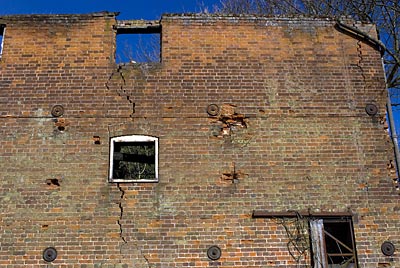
[117,33,160,63]
[109,135,158,183]
[0,24,5,58]
[252,212,358,268]
[115,20,161,64]
[310,218,357,268]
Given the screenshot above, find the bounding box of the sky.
[0,0,221,19]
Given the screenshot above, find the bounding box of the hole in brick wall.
[46,178,60,186]
[93,136,101,145]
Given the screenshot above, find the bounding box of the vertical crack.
[356,40,367,94]
[117,183,127,244]
[118,66,130,104]
[116,183,151,267]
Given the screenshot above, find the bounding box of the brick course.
[0,12,398,267]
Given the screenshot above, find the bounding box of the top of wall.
[162,13,338,23]
[0,11,363,26]
[0,11,117,21]
[0,11,377,40]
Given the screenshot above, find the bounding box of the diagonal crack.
[142,253,150,268]
[118,68,136,116]
[105,66,135,116]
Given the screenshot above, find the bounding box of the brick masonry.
[0,12,398,267]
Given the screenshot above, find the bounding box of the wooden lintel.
[252,210,353,218]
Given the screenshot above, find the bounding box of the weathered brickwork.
[0,12,398,267]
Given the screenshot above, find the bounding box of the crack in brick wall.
[355,38,399,192]
[106,66,135,116]
[356,40,367,94]
[116,183,127,245]
[116,183,150,268]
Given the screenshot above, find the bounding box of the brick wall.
[0,12,398,267]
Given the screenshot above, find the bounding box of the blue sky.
[0,0,221,19]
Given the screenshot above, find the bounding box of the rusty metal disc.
[365,104,378,116]
[381,241,395,256]
[43,247,57,262]
[207,104,219,116]
[207,245,221,260]
[51,105,64,117]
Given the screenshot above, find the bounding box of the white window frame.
[109,135,159,183]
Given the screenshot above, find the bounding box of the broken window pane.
[109,135,158,182]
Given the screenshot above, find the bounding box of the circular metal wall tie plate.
[43,247,57,262]
[365,103,378,116]
[207,245,221,260]
[207,104,219,116]
[51,105,64,117]
[381,241,395,256]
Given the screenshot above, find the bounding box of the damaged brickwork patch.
[45,178,61,187]
[221,162,248,184]
[54,118,69,132]
[387,160,399,189]
[209,104,248,137]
